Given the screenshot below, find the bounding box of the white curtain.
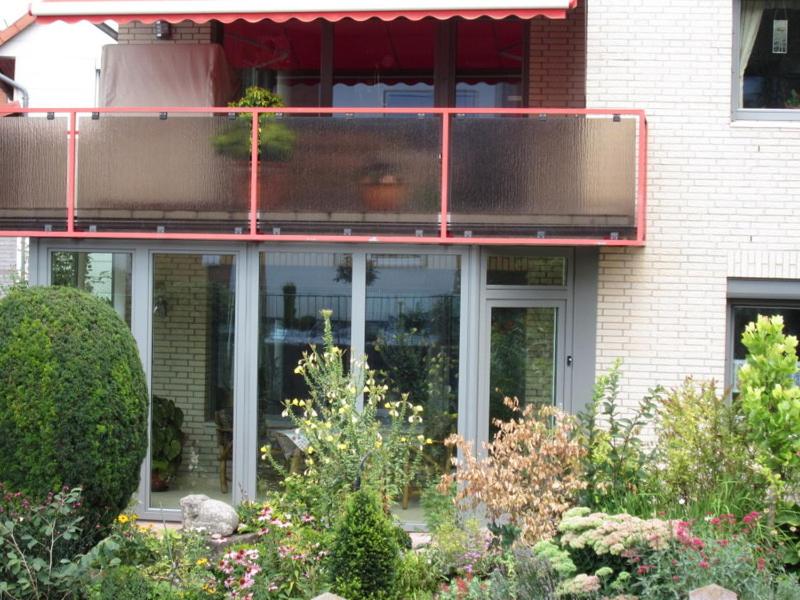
[739,0,765,90]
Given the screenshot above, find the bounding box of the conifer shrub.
[329,489,400,599]
[0,286,148,547]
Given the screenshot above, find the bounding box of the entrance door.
[478,300,566,442]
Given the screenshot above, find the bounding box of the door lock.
[566,355,573,367]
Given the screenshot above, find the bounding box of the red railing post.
[439,111,450,240]
[250,111,259,236]
[66,111,77,232]
[636,113,648,243]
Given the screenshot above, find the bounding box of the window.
[735,0,800,117]
[727,278,800,390]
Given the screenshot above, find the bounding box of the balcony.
[0,106,646,245]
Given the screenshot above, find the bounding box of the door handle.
[566,355,573,367]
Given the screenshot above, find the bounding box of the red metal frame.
[3,106,647,247]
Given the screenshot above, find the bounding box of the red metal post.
[66,111,77,232]
[250,111,259,235]
[636,113,648,243]
[439,113,450,240]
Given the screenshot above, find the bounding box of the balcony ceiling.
[29,0,577,24]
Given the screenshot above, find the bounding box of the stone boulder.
[179,494,239,537]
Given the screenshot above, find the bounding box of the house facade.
[0,0,790,524]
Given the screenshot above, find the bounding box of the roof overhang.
[29,0,577,24]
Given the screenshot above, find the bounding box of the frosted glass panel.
[76,115,250,232]
[450,116,637,238]
[0,117,67,230]
[259,116,441,235]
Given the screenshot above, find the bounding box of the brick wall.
[528,0,586,108]
[117,20,216,44]
[587,0,800,408]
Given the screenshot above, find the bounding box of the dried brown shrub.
[442,399,586,544]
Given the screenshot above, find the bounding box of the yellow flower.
[117,514,129,524]
[196,558,209,567]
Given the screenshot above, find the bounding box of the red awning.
[30,0,576,24]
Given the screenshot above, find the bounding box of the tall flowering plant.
[262,310,426,520]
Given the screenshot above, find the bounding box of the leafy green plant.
[90,565,179,600]
[212,85,295,162]
[150,395,185,491]
[0,487,90,600]
[0,286,148,548]
[421,481,458,533]
[653,377,763,517]
[262,310,426,522]
[392,549,443,599]
[329,489,401,600]
[576,360,658,514]
[739,315,800,494]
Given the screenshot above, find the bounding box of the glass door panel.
[257,252,352,498]
[365,254,460,520]
[149,253,236,510]
[486,303,563,438]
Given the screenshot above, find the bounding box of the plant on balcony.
[360,161,408,211]
[211,86,295,162]
[150,395,186,492]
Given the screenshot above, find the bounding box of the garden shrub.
[575,360,658,514]
[738,315,800,492]
[392,549,442,599]
[329,489,400,599]
[443,399,585,545]
[91,565,177,600]
[0,486,90,599]
[0,286,148,545]
[263,311,427,523]
[653,377,763,516]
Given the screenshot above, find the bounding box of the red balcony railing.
[0,106,646,246]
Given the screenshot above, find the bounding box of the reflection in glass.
[257,252,352,496]
[150,254,236,509]
[487,255,567,286]
[365,254,460,517]
[489,307,557,435]
[51,252,132,325]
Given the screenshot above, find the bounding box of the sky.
[0,0,30,29]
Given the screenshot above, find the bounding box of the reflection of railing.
[0,106,647,246]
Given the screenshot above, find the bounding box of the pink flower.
[699,560,710,569]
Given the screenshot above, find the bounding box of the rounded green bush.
[329,489,400,599]
[0,286,148,545]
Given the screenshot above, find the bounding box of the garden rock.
[179,494,239,536]
[689,585,737,600]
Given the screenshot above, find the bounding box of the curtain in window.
[739,1,792,102]
[740,1,765,92]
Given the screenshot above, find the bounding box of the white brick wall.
[588,0,800,404]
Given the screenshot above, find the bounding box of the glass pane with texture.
[450,115,636,238]
[0,117,67,230]
[489,307,557,436]
[77,115,250,233]
[259,116,441,236]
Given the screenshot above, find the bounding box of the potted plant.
[212,86,295,162]
[150,394,186,492]
[359,161,408,211]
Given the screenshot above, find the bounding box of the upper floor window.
[736,0,800,118]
